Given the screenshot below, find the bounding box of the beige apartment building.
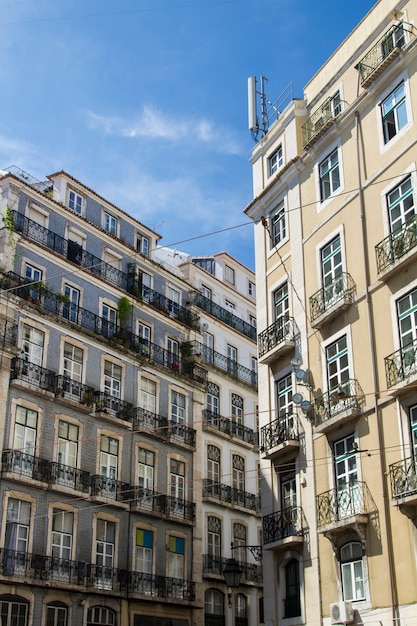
[245,1,417,625]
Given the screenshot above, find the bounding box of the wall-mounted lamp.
[223,557,242,607]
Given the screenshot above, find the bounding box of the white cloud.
[86,105,243,155]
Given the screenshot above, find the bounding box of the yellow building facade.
[246,1,417,625]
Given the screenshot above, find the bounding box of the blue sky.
[0,0,376,270]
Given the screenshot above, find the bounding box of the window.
[201,285,212,299]
[67,235,83,265]
[203,331,214,363]
[227,344,238,376]
[205,589,224,621]
[250,314,257,328]
[140,271,151,301]
[102,304,117,337]
[269,145,283,176]
[410,405,417,458]
[232,454,245,491]
[63,284,79,323]
[63,342,83,383]
[274,282,289,324]
[104,212,117,235]
[330,90,342,117]
[326,335,350,392]
[51,510,73,581]
[95,519,115,589]
[170,459,185,501]
[235,595,248,625]
[13,406,38,475]
[0,596,29,626]
[271,201,286,246]
[248,280,256,298]
[46,603,68,626]
[135,529,153,573]
[207,382,219,415]
[381,82,408,144]
[136,234,150,257]
[284,559,301,617]
[321,235,343,305]
[231,393,244,426]
[68,190,83,214]
[277,373,293,421]
[24,263,42,300]
[167,535,184,580]
[193,257,216,274]
[281,466,296,511]
[207,444,221,484]
[233,523,247,563]
[397,288,417,369]
[4,500,31,575]
[334,434,360,518]
[100,436,119,496]
[87,607,116,626]
[138,448,155,499]
[137,322,151,351]
[167,287,180,317]
[340,542,365,601]
[171,390,186,423]
[57,420,78,472]
[207,516,221,559]
[104,361,122,398]
[319,148,340,201]
[140,377,157,413]
[387,175,415,234]
[167,337,179,368]
[225,265,235,285]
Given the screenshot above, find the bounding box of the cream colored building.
[245,1,417,625]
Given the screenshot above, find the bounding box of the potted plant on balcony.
[115,296,133,342]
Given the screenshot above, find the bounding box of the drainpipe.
[355,110,399,626]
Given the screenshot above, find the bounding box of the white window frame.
[103,212,118,236]
[319,146,341,203]
[68,189,83,215]
[268,144,283,176]
[271,200,287,247]
[224,265,235,285]
[377,72,413,154]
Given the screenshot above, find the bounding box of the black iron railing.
[260,414,299,453]
[202,554,262,582]
[48,462,90,492]
[314,379,365,426]
[357,23,408,85]
[133,407,169,437]
[316,481,372,527]
[302,95,345,148]
[131,487,195,522]
[10,211,199,329]
[1,450,50,482]
[90,475,132,502]
[385,340,417,388]
[55,376,95,409]
[309,272,356,322]
[202,479,260,513]
[93,391,133,421]
[10,357,56,391]
[0,550,88,585]
[375,217,417,274]
[262,506,304,544]
[0,317,18,346]
[192,292,256,341]
[128,572,195,600]
[257,317,295,358]
[203,409,257,446]
[389,456,417,498]
[193,341,257,387]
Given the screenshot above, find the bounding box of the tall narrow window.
[25,263,42,300]
[233,523,247,564]
[57,420,79,485]
[168,536,185,581]
[95,519,115,589]
[277,373,293,419]
[68,190,83,214]
[13,406,38,476]
[274,283,289,324]
[272,201,286,246]
[269,145,283,176]
[319,148,340,201]
[104,361,122,398]
[231,393,244,426]
[232,454,245,491]
[21,325,44,380]
[334,435,359,518]
[51,509,73,581]
[284,559,301,617]
[4,499,31,575]
[171,390,186,423]
[137,447,154,509]
[170,459,185,501]
[321,235,343,304]
[207,382,220,416]
[326,335,350,391]
[235,595,248,625]
[387,175,414,234]
[205,590,225,622]
[167,337,179,368]
[63,284,80,323]
[140,377,157,414]
[207,516,221,560]
[167,287,180,317]
[397,288,417,353]
[340,542,365,601]
[140,272,151,302]
[225,265,235,285]
[203,331,214,363]
[410,405,417,458]
[63,343,83,399]
[99,436,118,497]
[135,529,153,574]
[207,445,221,485]
[102,304,117,338]
[104,212,117,236]
[227,344,238,377]
[138,322,151,354]
[381,82,407,144]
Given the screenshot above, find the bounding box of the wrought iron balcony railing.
[203,409,257,446]
[302,95,345,148]
[375,216,417,274]
[93,391,133,421]
[0,317,18,347]
[314,379,365,426]
[192,292,256,341]
[10,357,56,392]
[389,456,417,499]
[203,479,260,513]
[48,462,91,493]
[88,564,125,592]
[260,414,299,453]
[90,475,132,502]
[257,317,295,358]
[193,341,257,387]
[262,506,304,544]
[385,340,417,388]
[0,550,88,585]
[316,481,372,528]
[9,211,199,329]
[1,450,50,482]
[131,487,196,522]
[309,272,356,322]
[128,571,195,600]
[357,23,409,86]
[202,554,262,583]
[55,375,95,409]
[132,407,196,448]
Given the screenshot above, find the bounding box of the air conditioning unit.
[330,602,354,624]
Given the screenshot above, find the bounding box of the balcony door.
[138,448,154,509]
[63,284,79,323]
[13,406,38,476]
[95,519,115,589]
[57,421,78,488]
[334,435,359,518]
[321,235,343,305]
[280,468,297,533]
[397,289,417,370]
[4,499,30,575]
[51,509,73,581]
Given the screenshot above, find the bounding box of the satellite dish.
[295,369,307,382]
[292,393,304,405]
[301,400,312,412]
[201,323,209,332]
[290,357,302,368]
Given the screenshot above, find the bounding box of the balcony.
[10,357,56,393]
[309,273,356,328]
[132,408,196,448]
[389,456,417,517]
[131,487,195,523]
[0,550,88,586]
[203,479,260,514]
[48,462,90,493]
[302,95,344,149]
[262,506,305,548]
[260,414,299,459]
[203,409,257,447]
[128,572,195,601]
[314,379,365,433]
[385,340,417,392]
[316,481,373,540]
[93,391,133,422]
[55,376,95,411]
[375,217,417,279]
[202,555,262,583]
[10,211,199,329]
[193,341,257,388]
[357,23,411,88]
[90,475,132,503]
[192,293,256,341]
[0,317,18,348]
[1,450,49,482]
[257,317,296,364]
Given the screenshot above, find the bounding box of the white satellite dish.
[292,393,304,405]
[201,322,209,332]
[290,356,303,368]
